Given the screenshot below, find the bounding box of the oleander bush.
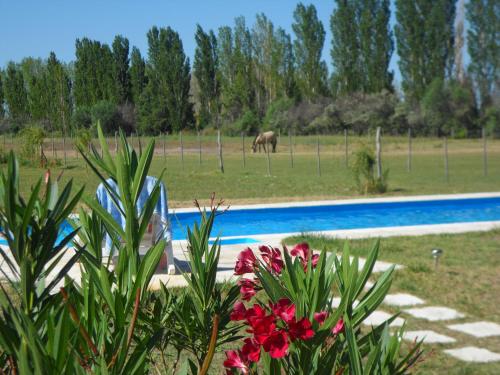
[0,125,422,374]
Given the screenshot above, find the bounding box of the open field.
[283,230,500,375]
[6,134,500,207]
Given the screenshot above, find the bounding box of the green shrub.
[352,146,389,194]
[234,110,260,135]
[19,125,46,164]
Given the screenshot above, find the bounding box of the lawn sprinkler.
[431,248,443,270]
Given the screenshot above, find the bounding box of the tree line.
[0,0,498,137]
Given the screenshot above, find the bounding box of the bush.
[352,146,389,194]
[233,110,260,135]
[224,243,423,374]
[18,125,46,164]
[72,105,92,129]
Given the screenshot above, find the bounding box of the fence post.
[483,127,488,177]
[266,142,271,176]
[114,131,118,154]
[198,130,202,165]
[138,132,142,154]
[316,135,321,176]
[63,134,67,167]
[407,128,412,172]
[179,131,184,169]
[444,136,449,182]
[344,128,348,167]
[241,132,246,168]
[217,129,224,173]
[51,132,55,159]
[376,127,382,179]
[163,132,167,161]
[288,130,294,168]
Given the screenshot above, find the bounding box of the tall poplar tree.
[395,0,456,101]
[46,52,72,133]
[193,24,220,127]
[466,0,499,108]
[112,35,131,104]
[331,0,393,95]
[0,71,5,119]
[141,26,193,133]
[330,0,361,95]
[292,3,328,100]
[74,38,115,107]
[129,47,147,105]
[4,62,29,124]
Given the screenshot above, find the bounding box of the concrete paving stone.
[331,297,359,308]
[384,293,425,307]
[362,310,405,327]
[444,347,500,363]
[447,321,500,338]
[404,306,465,321]
[403,330,456,344]
[364,280,374,290]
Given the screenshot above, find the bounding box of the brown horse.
[252,131,277,153]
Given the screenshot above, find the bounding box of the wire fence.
[2,127,497,180]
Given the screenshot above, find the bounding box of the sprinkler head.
[431,248,443,258]
[431,248,443,270]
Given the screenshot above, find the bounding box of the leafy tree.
[466,0,499,109]
[330,0,361,95]
[420,78,478,136]
[74,38,115,107]
[4,62,29,124]
[395,0,456,101]
[129,46,147,105]
[112,35,131,104]
[292,3,328,100]
[141,26,193,133]
[46,52,72,134]
[217,18,255,122]
[0,70,5,120]
[193,24,220,128]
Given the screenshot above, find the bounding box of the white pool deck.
[1,192,500,290]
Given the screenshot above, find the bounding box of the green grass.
[283,230,500,374]
[9,134,500,208]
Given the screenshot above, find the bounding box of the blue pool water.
[2,197,500,245]
[171,197,500,240]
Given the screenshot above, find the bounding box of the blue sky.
[1,1,403,81]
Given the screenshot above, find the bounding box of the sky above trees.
[0,0,407,82]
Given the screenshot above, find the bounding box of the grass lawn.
[9,134,500,207]
[283,230,500,374]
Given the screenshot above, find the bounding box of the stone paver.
[364,280,374,290]
[403,330,456,344]
[331,297,359,308]
[384,293,425,307]
[404,306,464,321]
[444,347,500,363]
[447,321,500,338]
[362,310,405,327]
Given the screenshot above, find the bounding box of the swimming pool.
[2,194,500,246]
[171,195,500,240]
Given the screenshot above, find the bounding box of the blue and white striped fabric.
[96,176,172,256]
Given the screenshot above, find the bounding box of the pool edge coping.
[172,220,500,247]
[171,192,500,214]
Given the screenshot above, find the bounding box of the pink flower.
[230,301,247,321]
[259,246,284,274]
[234,248,258,275]
[241,338,261,362]
[290,242,319,270]
[270,298,296,324]
[313,311,328,325]
[332,318,345,336]
[238,278,258,301]
[262,330,289,358]
[290,242,310,259]
[246,304,276,345]
[223,350,249,374]
[288,317,315,341]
